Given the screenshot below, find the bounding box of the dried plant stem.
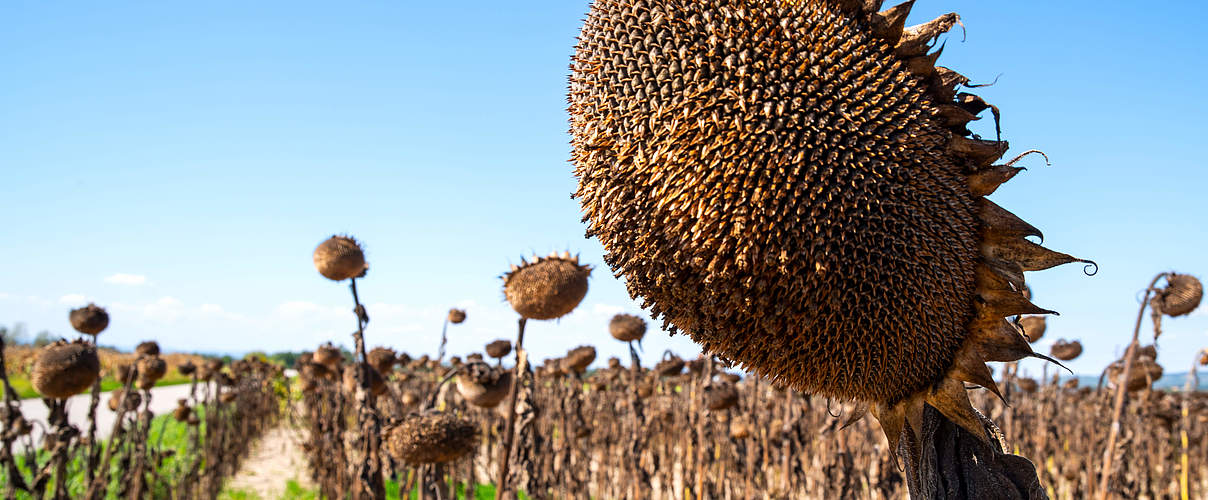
[87,356,141,499]
[83,333,102,487]
[495,317,527,500]
[438,318,450,364]
[1095,272,1167,499]
[349,277,385,500]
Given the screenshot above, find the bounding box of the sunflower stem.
[495,317,526,500]
[1094,272,1167,499]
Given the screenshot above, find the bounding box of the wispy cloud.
[104,273,148,286]
[592,304,625,316]
[58,294,91,305]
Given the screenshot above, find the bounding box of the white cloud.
[104,273,148,286]
[592,304,625,316]
[59,294,90,305]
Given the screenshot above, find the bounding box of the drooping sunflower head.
[32,339,101,399]
[502,252,592,320]
[69,303,109,336]
[569,0,1091,449]
[609,313,648,342]
[313,235,368,282]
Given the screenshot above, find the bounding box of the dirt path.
[224,417,314,499]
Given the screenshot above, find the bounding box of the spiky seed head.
[385,412,479,464]
[312,235,367,282]
[1156,274,1202,317]
[565,345,597,374]
[1050,340,1082,361]
[485,340,512,359]
[31,339,100,399]
[720,372,742,384]
[1015,378,1038,394]
[1019,316,1047,343]
[69,303,108,335]
[609,314,647,342]
[502,254,591,320]
[570,0,1093,454]
[455,361,513,408]
[135,341,160,357]
[448,308,467,324]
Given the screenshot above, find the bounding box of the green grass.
[8,373,193,400]
[0,406,207,499]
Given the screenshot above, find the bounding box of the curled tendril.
[1004,149,1051,168]
[1081,260,1099,276]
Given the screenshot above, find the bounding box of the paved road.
[6,383,199,445]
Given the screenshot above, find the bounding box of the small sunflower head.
[609,314,647,342]
[455,361,513,408]
[1155,274,1202,317]
[564,345,598,374]
[1019,316,1047,343]
[69,303,109,336]
[485,339,512,359]
[135,341,160,357]
[313,235,368,282]
[448,308,467,324]
[502,252,591,320]
[1049,340,1083,361]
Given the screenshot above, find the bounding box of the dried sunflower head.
[135,341,160,357]
[69,303,109,336]
[31,339,100,399]
[565,345,598,374]
[313,235,368,282]
[385,412,479,464]
[502,252,591,320]
[1050,340,1082,361]
[455,361,513,408]
[485,339,512,359]
[1018,316,1046,343]
[609,313,647,342]
[570,0,1091,453]
[1155,274,1203,317]
[448,308,467,324]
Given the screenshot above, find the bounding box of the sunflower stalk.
[1095,272,1168,499]
[349,277,385,500]
[495,317,527,500]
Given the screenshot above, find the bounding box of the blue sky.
[1,1,1205,376]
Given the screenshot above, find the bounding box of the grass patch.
[0,406,207,499]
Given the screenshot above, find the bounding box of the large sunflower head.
[569,0,1091,451]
